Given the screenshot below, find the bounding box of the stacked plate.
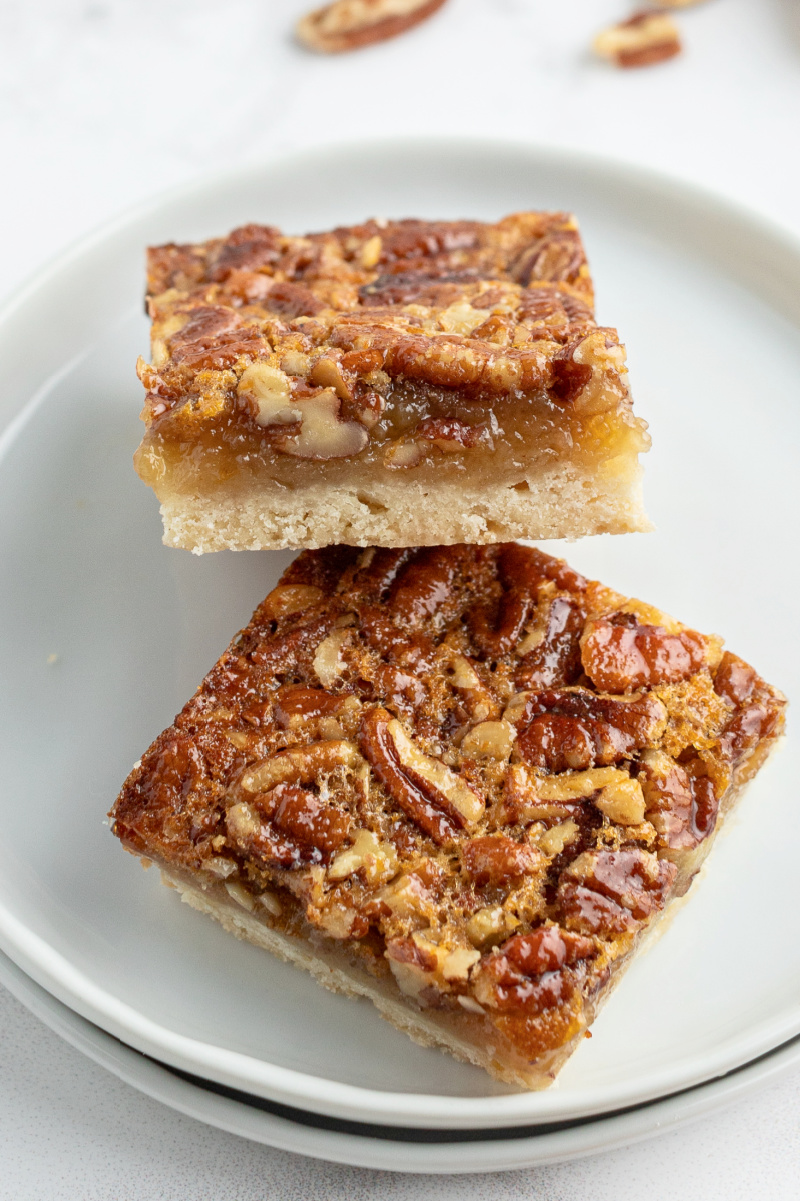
[1,141,798,1173]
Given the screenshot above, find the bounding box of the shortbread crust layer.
[160,464,647,554]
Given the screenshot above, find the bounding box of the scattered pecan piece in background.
[297,0,448,54]
[594,10,682,69]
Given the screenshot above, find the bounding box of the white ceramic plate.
[3,949,799,1174]
[0,139,798,1133]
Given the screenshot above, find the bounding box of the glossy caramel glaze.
[111,545,785,1077]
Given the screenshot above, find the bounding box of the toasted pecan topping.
[138,213,641,510]
[111,543,785,1069]
[639,750,719,850]
[473,927,596,1013]
[581,615,708,693]
[557,849,676,936]
[360,707,484,843]
[462,835,542,887]
[514,688,668,773]
[514,595,586,688]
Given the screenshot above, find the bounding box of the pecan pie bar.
[110,544,785,1087]
[136,214,651,552]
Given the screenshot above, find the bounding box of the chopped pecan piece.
[414,417,493,452]
[296,0,448,54]
[462,835,542,887]
[460,719,515,759]
[549,343,593,405]
[328,828,399,884]
[581,615,708,693]
[384,933,480,999]
[594,11,682,69]
[274,388,369,460]
[557,849,676,936]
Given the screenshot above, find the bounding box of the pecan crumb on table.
[594,11,683,69]
[296,0,449,54]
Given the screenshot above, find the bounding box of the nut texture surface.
[111,544,786,1086]
[135,212,651,550]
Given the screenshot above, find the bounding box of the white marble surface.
[2,0,800,1195]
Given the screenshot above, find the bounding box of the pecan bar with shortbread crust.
[136,214,650,552]
[110,544,784,1087]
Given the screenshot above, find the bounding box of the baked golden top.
[137,214,645,472]
[111,544,784,1061]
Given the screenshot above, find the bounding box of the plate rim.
[1,134,800,1131]
[3,947,799,1175]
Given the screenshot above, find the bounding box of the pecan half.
[557,849,676,936]
[594,11,682,69]
[472,926,596,1013]
[581,615,708,694]
[514,687,667,773]
[226,784,349,869]
[296,0,447,54]
[467,543,549,659]
[387,546,463,626]
[718,696,782,765]
[365,662,428,715]
[358,603,434,670]
[240,740,363,793]
[514,595,586,688]
[360,707,484,843]
[208,224,280,281]
[271,783,350,853]
[462,835,542,887]
[166,305,263,369]
[351,549,415,601]
[511,230,586,289]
